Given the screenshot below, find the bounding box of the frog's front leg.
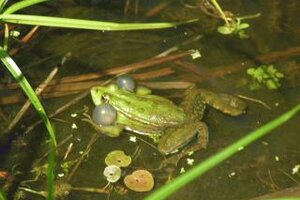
[82,113,124,137]
[159,122,209,168]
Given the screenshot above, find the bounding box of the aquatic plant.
[103,165,122,183]
[247,64,284,90]
[105,150,132,167]
[209,0,260,38]
[124,170,154,192]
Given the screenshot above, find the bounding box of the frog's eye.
[101,94,109,103]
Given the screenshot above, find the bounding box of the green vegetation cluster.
[247,65,284,90]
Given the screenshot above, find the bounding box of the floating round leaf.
[105,150,132,167]
[117,74,135,92]
[124,170,154,192]
[92,104,117,126]
[103,165,121,183]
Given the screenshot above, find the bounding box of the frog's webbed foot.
[160,122,209,168]
[82,113,124,137]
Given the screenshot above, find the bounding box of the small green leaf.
[103,165,121,183]
[246,68,255,75]
[217,26,233,34]
[238,30,249,39]
[265,79,279,90]
[105,150,132,167]
[237,23,250,30]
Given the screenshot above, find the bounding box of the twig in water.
[9,26,39,56]
[66,133,99,182]
[236,94,271,110]
[280,168,299,184]
[71,186,109,194]
[63,142,73,161]
[33,134,73,166]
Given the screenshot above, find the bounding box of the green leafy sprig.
[247,64,284,90]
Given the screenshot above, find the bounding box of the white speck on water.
[228,172,236,178]
[129,136,137,142]
[292,165,300,174]
[71,113,77,118]
[190,49,201,59]
[72,123,78,129]
[180,167,186,174]
[187,158,194,166]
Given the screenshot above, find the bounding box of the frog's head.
[91,84,119,106]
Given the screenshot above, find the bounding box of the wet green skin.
[90,84,247,156]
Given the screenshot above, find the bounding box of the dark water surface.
[1,0,300,199]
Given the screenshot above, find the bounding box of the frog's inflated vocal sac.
[89,84,247,165]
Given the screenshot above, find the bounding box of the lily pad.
[124,170,154,192]
[105,150,132,167]
[103,165,121,183]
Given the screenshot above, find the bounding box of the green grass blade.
[0,190,6,200]
[0,47,56,200]
[0,0,7,12]
[3,0,47,14]
[266,198,300,200]
[146,104,300,200]
[0,14,197,30]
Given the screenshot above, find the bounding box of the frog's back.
[108,90,185,127]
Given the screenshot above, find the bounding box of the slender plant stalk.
[265,198,300,200]
[146,103,300,200]
[0,47,56,200]
[0,190,5,200]
[0,14,196,31]
[210,0,230,26]
[3,24,8,51]
[0,0,7,12]
[3,0,47,14]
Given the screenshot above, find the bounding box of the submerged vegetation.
[1,0,300,200]
[247,64,284,90]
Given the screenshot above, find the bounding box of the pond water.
[1,0,300,199]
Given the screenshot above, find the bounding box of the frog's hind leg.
[160,122,208,168]
[197,89,247,116]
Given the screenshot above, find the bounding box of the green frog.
[87,84,246,166]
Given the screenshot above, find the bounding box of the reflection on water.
[1,0,300,199]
